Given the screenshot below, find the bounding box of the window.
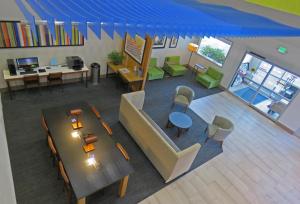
[197,37,232,67]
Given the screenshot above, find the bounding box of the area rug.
[234,87,268,105]
[1,73,222,204]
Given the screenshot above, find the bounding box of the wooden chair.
[116,143,130,160]
[90,105,101,119]
[23,74,40,91]
[90,105,113,136]
[41,114,49,145]
[47,72,63,91]
[59,161,73,204]
[47,135,58,167]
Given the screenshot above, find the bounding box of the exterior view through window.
[197,37,231,67]
[229,53,300,120]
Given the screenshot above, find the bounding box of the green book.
[6,22,16,47]
[0,25,4,47]
[71,25,75,45]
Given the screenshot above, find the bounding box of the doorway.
[229,53,300,120]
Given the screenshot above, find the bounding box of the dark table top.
[42,102,133,199]
[169,112,192,129]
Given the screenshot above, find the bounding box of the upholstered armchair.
[196,67,223,89]
[205,115,234,146]
[147,58,165,80]
[268,101,287,115]
[173,85,195,112]
[163,56,187,76]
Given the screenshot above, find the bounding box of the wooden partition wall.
[121,34,153,91]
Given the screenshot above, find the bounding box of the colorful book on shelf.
[16,23,24,47]
[21,23,27,47]
[0,24,4,47]
[6,22,16,47]
[0,21,83,48]
[36,25,41,46]
[25,24,33,46]
[1,22,11,47]
[13,22,20,47]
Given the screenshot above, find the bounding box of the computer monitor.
[16,57,39,71]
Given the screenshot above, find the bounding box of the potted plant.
[108,51,124,65]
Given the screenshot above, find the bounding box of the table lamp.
[70,109,83,129]
[187,43,199,67]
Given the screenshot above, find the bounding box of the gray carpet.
[1,71,222,204]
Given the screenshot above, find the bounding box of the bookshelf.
[0,20,84,49]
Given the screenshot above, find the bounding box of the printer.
[66,56,84,70]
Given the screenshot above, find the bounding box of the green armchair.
[196,67,223,89]
[147,58,165,80]
[163,56,187,76]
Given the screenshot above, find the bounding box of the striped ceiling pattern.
[15,0,300,40]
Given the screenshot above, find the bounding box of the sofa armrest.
[166,143,201,183]
[121,91,145,110]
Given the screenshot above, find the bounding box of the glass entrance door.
[229,53,272,104]
[230,53,300,120]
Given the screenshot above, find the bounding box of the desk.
[3,65,89,99]
[106,62,124,78]
[106,62,143,91]
[42,102,133,204]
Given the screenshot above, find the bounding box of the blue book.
[44,24,50,46]
[13,22,20,47]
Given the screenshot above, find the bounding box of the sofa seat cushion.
[174,95,189,106]
[140,110,180,152]
[148,67,164,75]
[198,74,216,83]
[169,64,186,71]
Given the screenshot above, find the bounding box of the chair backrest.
[59,161,70,184]
[102,121,113,136]
[23,74,39,82]
[47,135,57,155]
[212,116,234,141]
[149,58,157,67]
[165,56,180,65]
[116,143,130,160]
[207,67,223,80]
[41,115,49,133]
[90,105,101,119]
[176,85,195,103]
[48,72,62,80]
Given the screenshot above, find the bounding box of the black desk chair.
[23,74,40,92]
[47,72,63,91]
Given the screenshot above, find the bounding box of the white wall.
[151,37,194,66]
[0,94,16,204]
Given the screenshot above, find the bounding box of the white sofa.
[119,91,201,183]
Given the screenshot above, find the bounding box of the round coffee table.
[167,112,192,137]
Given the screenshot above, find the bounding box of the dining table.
[42,101,134,204]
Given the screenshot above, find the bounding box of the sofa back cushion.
[149,58,157,67]
[140,110,180,152]
[207,67,223,80]
[165,56,180,65]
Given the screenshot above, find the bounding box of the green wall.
[247,0,300,16]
